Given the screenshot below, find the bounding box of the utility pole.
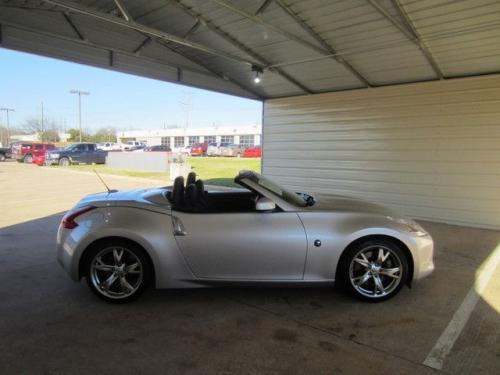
[40,102,45,141]
[0,108,15,146]
[69,89,90,142]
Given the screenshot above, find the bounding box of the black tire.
[0,154,5,162]
[59,157,70,166]
[23,154,33,163]
[84,239,153,304]
[337,238,409,302]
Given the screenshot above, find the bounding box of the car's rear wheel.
[59,157,70,166]
[338,239,408,302]
[23,154,33,163]
[0,154,5,162]
[85,240,152,303]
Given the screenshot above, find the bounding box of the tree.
[40,130,60,143]
[91,127,117,143]
[22,117,43,133]
[67,128,91,142]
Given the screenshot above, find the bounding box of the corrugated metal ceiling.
[0,0,499,100]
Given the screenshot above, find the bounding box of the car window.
[34,144,43,150]
[87,144,96,151]
[75,144,86,151]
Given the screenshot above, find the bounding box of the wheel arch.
[336,234,414,286]
[78,236,156,285]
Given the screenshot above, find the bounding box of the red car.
[190,143,208,156]
[243,145,262,158]
[11,142,56,163]
[33,154,46,166]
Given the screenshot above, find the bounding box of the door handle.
[172,216,187,236]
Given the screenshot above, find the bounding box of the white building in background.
[117,125,261,151]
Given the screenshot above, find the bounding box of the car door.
[71,144,86,163]
[86,144,96,163]
[171,210,308,280]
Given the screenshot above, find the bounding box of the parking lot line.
[423,243,500,370]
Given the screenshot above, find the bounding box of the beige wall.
[263,74,500,229]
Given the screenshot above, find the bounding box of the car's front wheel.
[85,240,152,303]
[59,157,70,166]
[23,154,33,163]
[338,238,409,302]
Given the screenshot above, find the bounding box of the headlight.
[388,217,428,236]
[50,153,60,158]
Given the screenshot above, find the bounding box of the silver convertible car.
[57,171,434,303]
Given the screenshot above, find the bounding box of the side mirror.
[256,197,276,211]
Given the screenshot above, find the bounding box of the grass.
[190,157,261,187]
[54,156,261,186]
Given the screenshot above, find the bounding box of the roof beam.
[62,11,85,40]
[273,0,371,87]
[391,0,444,79]
[41,0,263,68]
[113,0,133,22]
[254,0,273,16]
[211,0,329,56]
[175,1,313,94]
[368,0,444,79]
[133,36,152,54]
[183,19,201,39]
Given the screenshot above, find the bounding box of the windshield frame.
[236,171,307,208]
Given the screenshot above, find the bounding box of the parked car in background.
[33,154,46,166]
[190,143,208,156]
[179,145,191,155]
[206,142,221,156]
[11,142,55,163]
[122,141,146,151]
[97,142,122,151]
[220,143,243,157]
[145,145,171,152]
[243,145,262,158]
[45,143,107,166]
[0,146,11,161]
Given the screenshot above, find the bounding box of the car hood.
[75,188,171,214]
[304,194,398,216]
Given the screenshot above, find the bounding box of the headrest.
[186,171,196,187]
[195,179,205,194]
[172,176,185,206]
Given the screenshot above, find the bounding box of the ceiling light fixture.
[252,65,263,84]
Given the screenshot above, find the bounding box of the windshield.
[248,173,307,207]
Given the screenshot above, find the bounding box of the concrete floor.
[0,162,499,374]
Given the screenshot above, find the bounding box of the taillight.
[61,206,96,229]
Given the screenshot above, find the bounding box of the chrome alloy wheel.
[90,247,143,300]
[349,245,403,299]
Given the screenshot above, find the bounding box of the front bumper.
[408,234,435,281]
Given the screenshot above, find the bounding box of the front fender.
[298,212,423,281]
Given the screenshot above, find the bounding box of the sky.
[0,48,262,132]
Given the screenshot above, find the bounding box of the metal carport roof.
[1,0,499,100]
